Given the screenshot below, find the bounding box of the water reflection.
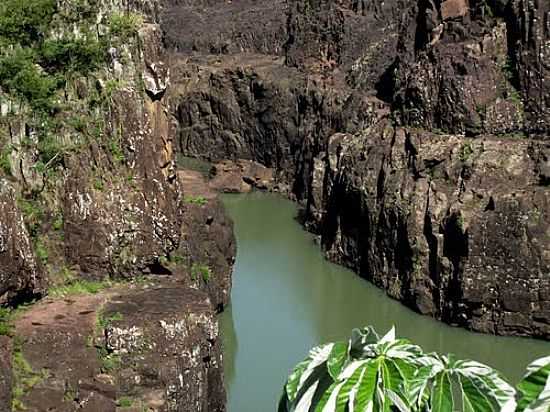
[219,192,550,412]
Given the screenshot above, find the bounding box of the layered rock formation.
[167,0,549,338]
[0,0,235,410]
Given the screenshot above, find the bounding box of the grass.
[95,310,124,372]
[0,307,14,336]
[97,311,123,329]
[184,195,208,206]
[117,396,134,407]
[12,338,49,411]
[48,279,113,298]
[191,263,211,283]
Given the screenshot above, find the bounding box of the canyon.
[0,0,548,410]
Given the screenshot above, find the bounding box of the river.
[219,192,549,412]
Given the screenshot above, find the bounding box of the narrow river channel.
[219,192,550,412]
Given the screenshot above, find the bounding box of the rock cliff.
[167,0,549,338]
[0,0,234,410]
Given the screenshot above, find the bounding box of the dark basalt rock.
[102,285,226,412]
[165,0,550,339]
[0,182,44,305]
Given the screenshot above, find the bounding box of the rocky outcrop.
[161,0,287,55]
[102,285,225,412]
[12,275,229,412]
[510,0,550,135]
[0,336,12,409]
[165,0,550,338]
[0,182,44,304]
[0,0,236,410]
[310,124,549,337]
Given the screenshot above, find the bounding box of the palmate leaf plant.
[278,326,550,412]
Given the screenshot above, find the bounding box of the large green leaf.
[431,370,454,412]
[517,356,550,412]
[327,342,348,380]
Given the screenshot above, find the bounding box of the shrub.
[0,0,57,46]
[191,263,211,283]
[108,12,143,40]
[0,49,61,113]
[0,144,12,176]
[279,326,550,412]
[38,37,107,75]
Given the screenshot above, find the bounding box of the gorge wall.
[166,0,550,338]
[0,0,234,410]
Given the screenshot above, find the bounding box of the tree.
[279,326,550,412]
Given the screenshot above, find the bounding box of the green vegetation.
[279,326,550,412]
[117,397,134,408]
[48,278,113,298]
[34,237,49,265]
[108,12,143,40]
[17,197,44,238]
[0,143,13,175]
[93,177,105,191]
[99,352,121,372]
[97,311,123,329]
[108,136,125,164]
[95,310,123,372]
[184,195,208,206]
[12,338,49,411]
[459,141,474,162]
[0,0,56,46]
[0,0,141,178]
[0,307,14,336]
[191,263,211,283]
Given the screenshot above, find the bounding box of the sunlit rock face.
[167,0,549,338]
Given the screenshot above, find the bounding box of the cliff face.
[168,0,549,338]
[0,0,234,410]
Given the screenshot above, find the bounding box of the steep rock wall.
[166,0,550,338]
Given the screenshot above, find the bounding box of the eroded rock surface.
[165,0,550,338]
[12,276,228,412]
[102,285,225,412]
[0,182,44,305]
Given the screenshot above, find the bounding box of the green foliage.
[0,307,14,336]
[517,357,550,411]
[100,352,121,372]
[93,177,105,191]
[95,310,124,372]
[117,397,134,408]
[52,212,63,231]
[0,144,12,176]
[17,197,44,238]
[191,263,211,283]
[48,278,113,298]
[108,137,125,164]
[0,48,61,113]
[459,142,474,162]
[34,238,49,265]
[0,0,56,46]
[184,195,208,206]
[97,311,123,329]
[108,12,143,40]
[280,326,550,412]
[38,37,107,75]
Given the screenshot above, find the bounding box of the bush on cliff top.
[279,326,550,412]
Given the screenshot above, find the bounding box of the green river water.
[219,192,549,412]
